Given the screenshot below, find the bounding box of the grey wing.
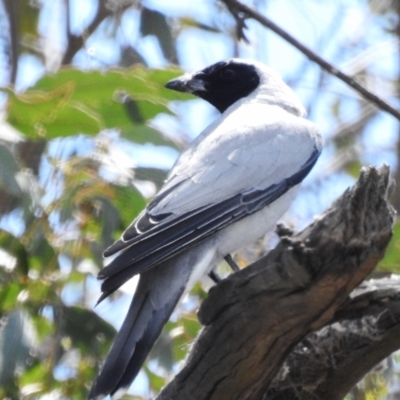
[98,111,321,302]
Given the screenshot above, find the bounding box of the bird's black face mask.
[165,60,260,113]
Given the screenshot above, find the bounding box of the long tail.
[88,257,193,400]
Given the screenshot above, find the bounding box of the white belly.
[214,186,299,258]
[184,185,299,291]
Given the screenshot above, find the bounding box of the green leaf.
[25,230,59,275]
[32,314,54,340]
[19,0,40,39]
[61,305,116,356]
[99,99,179,149]
[19,361,47,387]
[378,221,400,273]
[122,125,178,148]
[0,282,22,313]
[0,230,29,275]
[4,67,192,140]
[26,279,54,304]
[94,183,147,248]
[146,68,192,101]
[181,314,201,338]
[4,83,93,138]
[179,17,222,33]
[109,184,147,230]
[144,365,167,392]
[345,160,362,179]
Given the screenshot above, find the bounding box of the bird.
[88,58,323,399]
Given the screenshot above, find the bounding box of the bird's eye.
[220,68,236,80]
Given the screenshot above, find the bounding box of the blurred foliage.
[3,67,188,141]
[0,2,199,397]
[379,221,400,274]
[0,59,197,396]
[0,0,399,399]
[344,353,400,400]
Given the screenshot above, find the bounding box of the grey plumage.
[88,58,323,399]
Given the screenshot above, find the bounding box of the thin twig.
[3,0,19,85]
[61,1,133,65]
[221,0,400,122]
[62,0,107,65]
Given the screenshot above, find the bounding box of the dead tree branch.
[266,277,400,400]
[156,166,395,400]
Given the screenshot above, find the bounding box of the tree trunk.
[156,165,398,400]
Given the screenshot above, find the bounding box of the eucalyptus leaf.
[3,67,192,140]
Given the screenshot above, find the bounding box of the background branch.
[3,0,19,85]
[221,0,400,122]
[62,0,133,65]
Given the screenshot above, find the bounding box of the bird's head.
[165,59,259,113]
[165,58,306,116]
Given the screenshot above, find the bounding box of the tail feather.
[88,256,193,400]
[113,308,170,393]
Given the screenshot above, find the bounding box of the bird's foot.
[224,254,240,272]
[208,269,222,283]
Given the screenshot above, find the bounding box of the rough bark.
[156,165,396,400]
[266,277,400,400]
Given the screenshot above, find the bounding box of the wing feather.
[98,104,322,301]
[98,147,320,301]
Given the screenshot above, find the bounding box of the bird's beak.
[165,73,206,94]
